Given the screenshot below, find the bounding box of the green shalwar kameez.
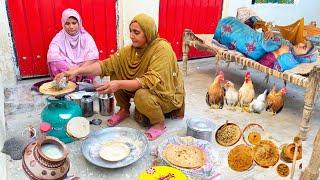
[99,14,185,124]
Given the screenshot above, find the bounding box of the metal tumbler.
[81,95,94,117]
[98,94,114,116]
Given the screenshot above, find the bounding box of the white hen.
[249,89,268,113]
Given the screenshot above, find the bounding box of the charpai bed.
[182,29,320,140]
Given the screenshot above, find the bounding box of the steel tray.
[81,127,149,168]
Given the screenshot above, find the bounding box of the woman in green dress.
[55,13,185,141]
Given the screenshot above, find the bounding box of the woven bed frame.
[182,29,320,140]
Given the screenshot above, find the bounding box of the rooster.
[206,71,225,109]
[224,80,239,111]
[266,85,287,115]
[238,72,255,112]
[249,89,268,113]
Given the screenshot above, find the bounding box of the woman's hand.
[95,80,121,94]
[69,65,79,71]
[264,30,274,40]
[273,44,290,58]
[54,68,79,81]
[278,44,290,54]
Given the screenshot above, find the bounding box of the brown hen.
[266,85,287,115]
[206,71,225,109]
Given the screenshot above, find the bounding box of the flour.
[88,136,144,160]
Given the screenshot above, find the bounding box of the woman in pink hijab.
[47,8,98,82]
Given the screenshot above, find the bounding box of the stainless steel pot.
[98,94,114,116]
[186,118,215,142]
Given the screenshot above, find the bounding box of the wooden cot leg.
[215,54,222,75]
[182,29,191,76]
[264,74,270,85]
[300,128,320,180]
[299,65,320,140]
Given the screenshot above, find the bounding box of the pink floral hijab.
[47,8,98,64]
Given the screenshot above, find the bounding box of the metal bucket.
[98,94,114,116]
[186,118,215,142]
[81,95,94,117]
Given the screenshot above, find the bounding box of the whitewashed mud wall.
[0,62,7,180]
[117,0,159,48]
[0,0,17,87]
[222,0,320,25]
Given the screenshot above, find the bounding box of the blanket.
[214,17,281,60]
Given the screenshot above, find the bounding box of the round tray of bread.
[215,122,242,147]
[158,136,219,179]
[163,143,205,169]
[227,144,254,172]
[39,80,77,96]
[253,140,279,167]
[242,123,265,146]
[66,117,90,140]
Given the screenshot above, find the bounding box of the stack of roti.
[39,81,76,96]
[66,117,90,140]
[162,143,205,169]
[99,141,130,161]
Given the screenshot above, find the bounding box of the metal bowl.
[81,127,149,168]
[186,117,215,142]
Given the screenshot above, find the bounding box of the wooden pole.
[182,29,191,76]
[290,136,302,179]
[299,65,320,140]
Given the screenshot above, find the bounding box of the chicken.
[238,72,255,112]
[249,89,268,113]
[266,84,277,107]
[206,71,225,109]
[224,80,239,111]
[266,85,287,115]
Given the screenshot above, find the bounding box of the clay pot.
[22,136,70,180]
[280,143,302,163]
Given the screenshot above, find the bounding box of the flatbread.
[39,81,77,96]
[228,144,253,172]
[216,123,241,146]
[99,142,130,161]
[66,117,90,139]
[163,144,205,169]
[253,140,279,167]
